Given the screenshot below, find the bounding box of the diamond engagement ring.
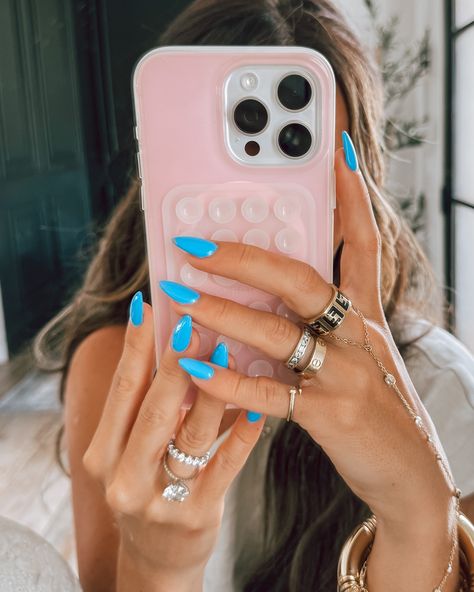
[162,454,200,502]
[162,440,211,502]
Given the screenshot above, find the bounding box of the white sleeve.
[404,324,474,496]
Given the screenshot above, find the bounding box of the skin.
[64,87,468,592]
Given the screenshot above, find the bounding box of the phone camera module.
[277,74,312,111]
[278,123,312,158]
[233,99,268,135]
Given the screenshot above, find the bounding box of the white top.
[203,318,474,591]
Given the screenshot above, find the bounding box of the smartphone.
[132,46,336,409]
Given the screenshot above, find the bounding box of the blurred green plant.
[364,0,431,233]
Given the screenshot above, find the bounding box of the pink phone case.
[133,46,336,409]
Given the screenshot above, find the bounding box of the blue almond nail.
[246,411,262,422]
[178,358,215,380]
[173,236,218,258]
[171,314,193,352]
[129,291,143,326]
[210,342,229,368]
[342,130,359,172]
[159,280,200,304]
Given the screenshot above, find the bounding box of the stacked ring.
[285,324,313,370]
[295,337,327,379]
[304,285,352,336]
[162,440,211,503]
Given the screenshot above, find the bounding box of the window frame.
[443,0,474,331]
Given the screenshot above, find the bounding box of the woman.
[37,1,474,590]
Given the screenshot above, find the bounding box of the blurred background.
[0,0,472,573]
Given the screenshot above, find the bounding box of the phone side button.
[332,170,336,209]
[136,151,143,180]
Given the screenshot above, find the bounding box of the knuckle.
[293,261,318,295]
[82,449,104,480]
[105,481,137,514]
[262,314,294,346]
[158,356,182,387]
[139,400,171,428]
[112,370,137,402]
[254,375,279,407]
[213,297,233,324]
[236,243,256,268]
[178,421,213,453]
[358,229,382,255]
[215,449,241,474]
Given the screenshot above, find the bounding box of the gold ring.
[286,385,302,422]
[304,284,352,336]
[295,337,327,379]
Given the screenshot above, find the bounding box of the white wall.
[334,0,446,283]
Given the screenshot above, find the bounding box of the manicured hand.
[82,294,265,587]
[161,141,455,546]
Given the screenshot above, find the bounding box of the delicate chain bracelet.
[329,306,463,592]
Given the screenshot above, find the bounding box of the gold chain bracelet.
[328,306,467,591]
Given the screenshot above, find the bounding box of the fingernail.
[342,130,358,172]
[171,314,193,352]
[246,411,262,422]
[129,291,143,326]
[159,280,200,304]
[210,342,228,368]
[173,236,218,258]
[178,358,214,380]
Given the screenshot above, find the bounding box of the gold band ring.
[286,385,302,422]
[304,284,352,336]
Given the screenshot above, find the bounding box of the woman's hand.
[162,145,459,591]
[82,301,265,592]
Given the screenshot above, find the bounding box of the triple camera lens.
[232,74,313,158]
[277,74,312,111]
[233,99,268,135]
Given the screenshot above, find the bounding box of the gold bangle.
[337,513,474,592]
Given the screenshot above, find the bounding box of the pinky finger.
[198,409,266,502]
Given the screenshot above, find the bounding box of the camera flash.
[240,72,258,91]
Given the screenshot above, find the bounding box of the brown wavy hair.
[35,1,445,589]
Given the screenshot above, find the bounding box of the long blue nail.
[246,411,262,422]
[210,342,228,368]
[159,280,200,304]
[173,236,218,258]
[171,315,192,352]
[129,291,143,326]
[342,130,358,172]
[178,358,214,379]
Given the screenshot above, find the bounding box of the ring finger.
[167,342,233,480]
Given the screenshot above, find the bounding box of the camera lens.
[277,74,312,111]
[234,99,268,134]
[278,123,312,158]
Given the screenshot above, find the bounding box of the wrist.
[117,542,204,592]
[367,502,459,592]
